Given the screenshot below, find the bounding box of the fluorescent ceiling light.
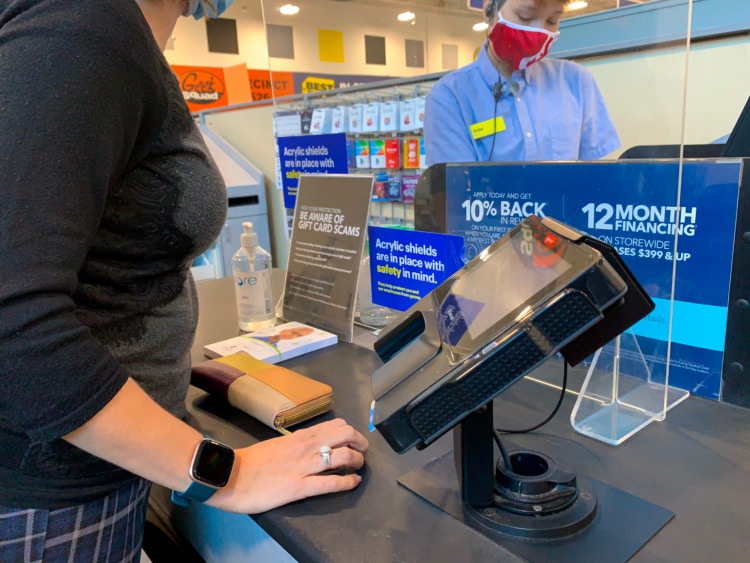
[473,22,489,32]
[397,11,416,22]
[279,4,300,15]
[566,1,588,10]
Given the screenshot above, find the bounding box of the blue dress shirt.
[424,46,621,166]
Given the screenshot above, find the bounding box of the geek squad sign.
[178,69,226,105]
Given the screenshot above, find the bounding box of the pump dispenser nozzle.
[241,221,258,248]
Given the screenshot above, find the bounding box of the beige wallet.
[191,352,333,432]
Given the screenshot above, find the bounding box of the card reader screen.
[432,220,596,360]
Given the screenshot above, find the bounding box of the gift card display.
[310,108,332,134]
[348,104,363,133]
[346,138,357,169]
[403,136,420,169]
[370,138,386,169]
[372,173,390,201]
[401,174,419,204]
[363,103,380,133]
[387,173,403,202]
[274,110,302,137]
[332,106,348,134]
[385,138,401,169]
[355,139,371,168]
[414,96,426,130]
[274,87,426,228]
[379,101,399,133]
[399,99,416,132]
[299,109,314,135]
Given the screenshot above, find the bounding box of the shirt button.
[516,97,522,103]
[526,132,532,138]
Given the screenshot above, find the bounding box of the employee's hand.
[210,418,369,514]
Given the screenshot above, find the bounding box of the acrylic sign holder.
[570,330,690,446]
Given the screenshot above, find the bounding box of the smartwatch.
[171,437,235,507]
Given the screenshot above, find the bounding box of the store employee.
[424,0,620,166]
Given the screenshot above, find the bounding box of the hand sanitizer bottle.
[232,222,275,332]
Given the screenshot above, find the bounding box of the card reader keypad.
[408,291,601,443]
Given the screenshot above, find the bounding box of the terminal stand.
[570,330,690,445]
[398,390,674,562]
[453,402,597,541]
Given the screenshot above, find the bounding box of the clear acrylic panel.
[570,330,690,445]
[161,0,750,436]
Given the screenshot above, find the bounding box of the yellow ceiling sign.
[318,29,345,63]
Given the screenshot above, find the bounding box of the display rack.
[266,73,446,236]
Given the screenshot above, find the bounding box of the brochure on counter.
[203,321,338,362]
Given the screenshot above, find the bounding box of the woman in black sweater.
[0,1,368,560]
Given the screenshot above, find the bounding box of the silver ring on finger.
[319,445,332,469]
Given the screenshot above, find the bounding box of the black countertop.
[172,276,750,562]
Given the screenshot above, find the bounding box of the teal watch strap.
[171,481,218,507]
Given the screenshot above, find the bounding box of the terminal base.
[399,449,673,563]
[462,449,598,540]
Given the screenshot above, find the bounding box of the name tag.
[470,116,506,140]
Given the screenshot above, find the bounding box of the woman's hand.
[209,418,369,514]
[63,379,367,514]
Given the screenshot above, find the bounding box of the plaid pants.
[0,478,151,563]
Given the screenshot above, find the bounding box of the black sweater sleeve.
[0,0,166,442]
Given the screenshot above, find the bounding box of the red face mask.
[487,13,560,71]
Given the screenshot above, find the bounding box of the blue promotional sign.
[368,226,465,312]
[443,160,742,400]
[277,133,349,209]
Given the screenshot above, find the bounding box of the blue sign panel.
[443,160,742,400]
[368,226,465,312]
[277,133,349,209]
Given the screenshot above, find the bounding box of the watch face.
[192,440,235,488]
